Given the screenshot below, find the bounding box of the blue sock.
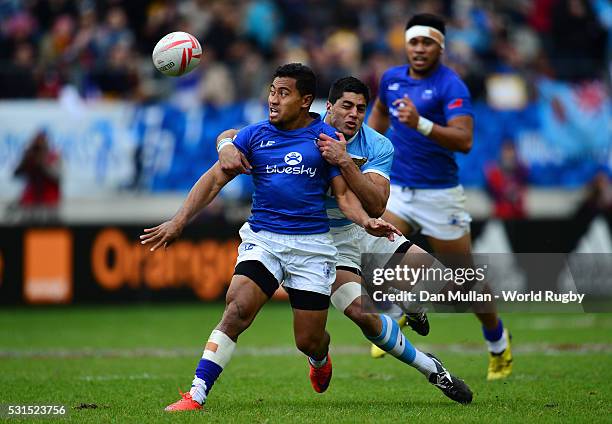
[482,318,504,342]
[367,314,416,364]
[194,359,223,395]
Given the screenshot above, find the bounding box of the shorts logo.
[284,152,302,165]
[243,243,255,251]
[448,213,469,227]
[323,262,333,279]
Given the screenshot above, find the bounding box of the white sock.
[411,350,438,377]
[487,330,508,354]
[189,377,207,404]
[308,355,328,368]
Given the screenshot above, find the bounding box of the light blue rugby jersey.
[324,123,394,228]
[233,113,342,235]
[378,64,473,188]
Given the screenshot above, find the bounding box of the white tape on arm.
[330,281,362,312]
[216,137,234,153]
[417,116,434,136]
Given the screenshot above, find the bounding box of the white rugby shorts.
[386,184,472,240]
[330,223,408,271]
[235,223,337,296]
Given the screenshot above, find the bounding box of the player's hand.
[392,95,419,129]
[362,217,402,241]
[219,145,252,175]
[140,220,184,251]
[317,132,351,167]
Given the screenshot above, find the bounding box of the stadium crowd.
[0,0,609,102]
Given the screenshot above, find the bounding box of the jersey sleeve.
[442,77,473,121]
[319,124,343,181]
[232,125,255,158]
[362,133,394,180]
[377,70,391,107]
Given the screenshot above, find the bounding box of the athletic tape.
[202,330,236,368]
[330,282,362,312]
[405,25,445,49]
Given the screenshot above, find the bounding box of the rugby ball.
[152,31,202,77]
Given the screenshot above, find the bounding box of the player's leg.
[426,233,512,380]
[282,232,337,393]
[360,222,430,357]
[166,272,274,411]
[289,291,333,393]
[166,224,283,411]
[330,271,472,403]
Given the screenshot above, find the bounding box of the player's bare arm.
[367,97,391,134]
[392,96,473,153]
[216,129,252,175]
[330,175,400,241]
[140,162,235,251]
[318,132,389,217]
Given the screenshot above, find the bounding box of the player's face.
[406,36,442,74]
[326,92,367,139]
[268,77,311,127]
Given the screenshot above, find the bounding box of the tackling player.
[141,63,400,411]
[218,76,473,404]
[367,13,512,380]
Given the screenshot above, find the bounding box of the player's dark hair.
[405,13,446,35]
[328,76,371,105]
[273,63,317,99]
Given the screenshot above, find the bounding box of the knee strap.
[330,282,362,312]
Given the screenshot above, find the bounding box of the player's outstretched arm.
[331,176,401,241]
[140,162,235,251]
[318,132,388,217]
[216,129,252,175]
[366,98,390,134]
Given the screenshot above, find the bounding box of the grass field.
[1,303,611,423]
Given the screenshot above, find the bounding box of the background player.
[141,63,400,411]
[367,13,512,380]
[218,76,473,404]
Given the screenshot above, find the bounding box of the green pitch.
[1,304,611,423]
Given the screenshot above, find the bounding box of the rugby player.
[141,63,400,411]
[218,76,473,404]
[367,13,512,380]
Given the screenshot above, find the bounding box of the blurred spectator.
[578,171,612,216]
[485,141,529,219]
[550,0,607,81]
[0,42,38,98]
[12,130,62,222]
[0,0,607,102]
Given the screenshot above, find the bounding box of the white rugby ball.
[152,31,202,77]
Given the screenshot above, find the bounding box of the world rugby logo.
[284,152,303,165]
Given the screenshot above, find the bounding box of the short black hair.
[328,76,370,105]
[405,13,446,35]
[273,63,317,99]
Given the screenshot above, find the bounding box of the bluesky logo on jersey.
[265,151,317,178]
[284,152,302,165]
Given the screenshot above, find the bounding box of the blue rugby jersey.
[378,64,473,188]
[232,114,341,234]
